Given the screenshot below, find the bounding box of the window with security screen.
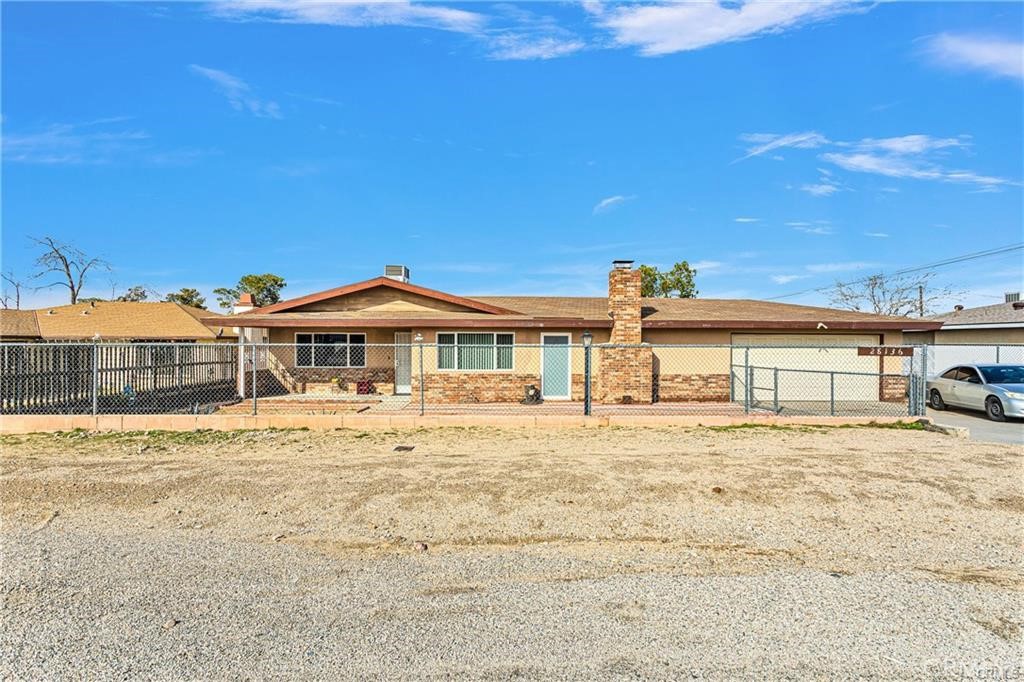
[437,332,514,370]
[295,333,367,367]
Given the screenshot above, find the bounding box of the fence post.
[908,374,916,416]
[91,343,99,416]
[773,367,779,414]
[829,372,836,416]
[418,341,425,417]
[921,347,928,417]
[251,344,257,416]
[583,343,592,416]
[996,345,1001,363]
[743,347,750,413]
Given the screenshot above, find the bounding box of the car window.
[978,365,1024,384]
[940,368,959,380]
[957,367,982,384]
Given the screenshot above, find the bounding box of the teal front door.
[541,334,571,400]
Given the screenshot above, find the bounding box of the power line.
[765,243,1024,301]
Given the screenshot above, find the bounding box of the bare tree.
[31,236,110,305]
[1,271,28,309]
[829,272,956,317]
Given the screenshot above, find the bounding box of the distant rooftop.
[928,301,1024,327]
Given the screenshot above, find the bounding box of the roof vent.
[612,259,634,270]
[953,305,964,312]
[384,265,410,283]
[1005,292,1020,303]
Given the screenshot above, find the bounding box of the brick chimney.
[234,293,255,313]
[599,260,653,404]
[608,260,642,344]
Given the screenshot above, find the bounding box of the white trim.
[936,322,1024,330]
[540,332,572,400]
[293,331,368,368]
[435,331,516,372]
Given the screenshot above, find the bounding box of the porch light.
[414,333,423,342]
[582,330,593,347]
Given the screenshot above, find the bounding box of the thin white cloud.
[771,274,809,285]
[691,260,723,272]
[736,131,829,161]
[864,232,889,238]
[733,217,760,223]
[742,130,1018,190]
[597,1,862,56]
[790,224,834,235]
[487,34,585,60]
[592,194,636,214]
[922,33,1024,82]
[2,120,149,164]
[209,1,485,33]
[850,134,967,155]
[189,64,282,119]
[799,182,839,197]
[806,261,875,273]
[821,151,1016,188]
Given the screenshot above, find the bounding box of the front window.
[979,365,1024,384]
[295,333,366,367]
[437,332,514,370]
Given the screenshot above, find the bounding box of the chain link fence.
[0,340,951,418]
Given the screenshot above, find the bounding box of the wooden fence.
[1,343,238,414]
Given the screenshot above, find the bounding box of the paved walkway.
[927,407,1024,445]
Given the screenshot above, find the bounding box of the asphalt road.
[927,407,1024,445]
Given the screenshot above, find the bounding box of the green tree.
[214,273,287,310]
[164,287,207,309]
[638,261,699,298]
[116,285,149,302]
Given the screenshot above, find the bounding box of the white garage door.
[731,333,881,402]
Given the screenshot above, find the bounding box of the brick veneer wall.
[880,375,908,403]
[413,372,542,403]
[654,373,731,402]
[598,345,653,404]
[263,366,396,395]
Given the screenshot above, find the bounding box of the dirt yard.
[2,425,1022,679]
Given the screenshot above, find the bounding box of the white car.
[927,364,1024,422]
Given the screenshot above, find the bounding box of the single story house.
[214,262,940,405]
[904,293,1024,345]
[0,301,237,342]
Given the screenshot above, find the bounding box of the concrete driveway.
[927,407,1024,445]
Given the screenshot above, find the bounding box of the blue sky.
[2,1,1022,311]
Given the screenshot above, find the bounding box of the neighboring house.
[0,301,237,342]
[215,261,940,405]
[905,293,1024,345]
[0,309,41,341]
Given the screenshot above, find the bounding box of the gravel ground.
[1,426,1022,680]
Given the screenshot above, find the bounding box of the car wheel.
[985,396,1006,422]
[929,389,946,410]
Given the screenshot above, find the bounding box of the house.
[0,309,41,341]
[904,293,1024,345]
[0,301,237,342]
[215,261,941,405]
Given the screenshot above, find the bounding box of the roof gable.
[251,277,518,316]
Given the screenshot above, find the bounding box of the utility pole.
[918,285,925,318]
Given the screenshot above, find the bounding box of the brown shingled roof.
[0,309,42,339]
[30,302,238,340]
[219,289,940,331]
